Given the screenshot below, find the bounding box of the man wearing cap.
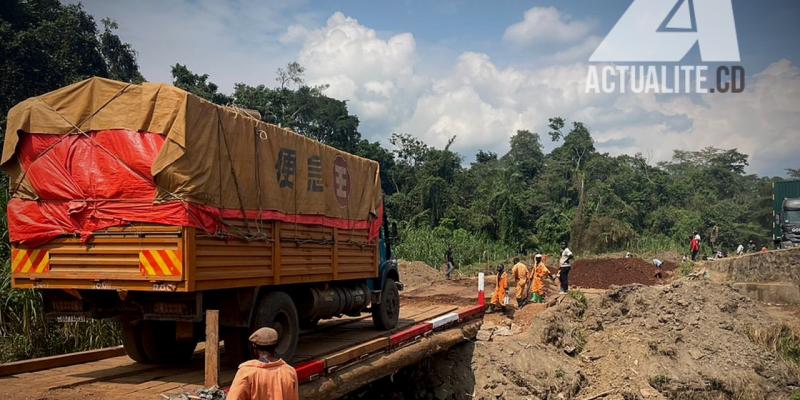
[226,327,299,400]
[529,254,550,303]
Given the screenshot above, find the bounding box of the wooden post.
[205,309,220,388]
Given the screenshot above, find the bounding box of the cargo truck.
[773,180,800,249]
[2,77,401,363]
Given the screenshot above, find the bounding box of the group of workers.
[489,243,574,311]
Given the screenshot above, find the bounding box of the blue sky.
[71,0,800,176]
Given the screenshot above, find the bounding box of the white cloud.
[400,53,598,151]
[293,12,426,136]
[503,6,594,46]
[70,0,307,89]
[399,48,800,176]
[630,59,800,174]
[72,3,799,176]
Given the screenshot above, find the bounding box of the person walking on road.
[227,327,299,400]
[558,242,573,294]
[489,264,509,312]
[529,254,550,303]
[445,245,456,279]
[510,257,529,308]
[690,233,700,261]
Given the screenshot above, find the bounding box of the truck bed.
[11,222,378,292]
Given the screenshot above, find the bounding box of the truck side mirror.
[389,222,399,242]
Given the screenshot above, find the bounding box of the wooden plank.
[184,227,195,291]
[0,346,125,377]
[273,221,281,284]
[323,337,389,369]
[205,310,220,388]
[332,227,339,280]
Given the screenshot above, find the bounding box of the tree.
[0,0,144,141]
[171,63,231,105]
[786,168,800,179]
[99,18,143,83]
[503,130,544,183]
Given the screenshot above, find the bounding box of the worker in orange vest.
[227,327,299,400]
[489,264,509,312]
[510,257,529,307]
[529,254,550,303]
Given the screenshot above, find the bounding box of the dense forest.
[0,0,797,360]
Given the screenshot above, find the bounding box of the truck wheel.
[372,278,400,330]
[121,319,150,363]
[253,291,299,361]
[140,321,196,364]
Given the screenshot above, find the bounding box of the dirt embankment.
[469,280,799,399]
[398,260,446,291]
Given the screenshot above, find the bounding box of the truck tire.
[140,321,197,364]
[372,278,400,330]
[121,319,150,363]
[253,291,299,361]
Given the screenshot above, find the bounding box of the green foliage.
[568,290,588,309]
[0,1,143,362]
[171,63,231,105]
[393,226,515,271]
[677,260,694,276]
[746,324,800,366]
[0,0,144,141]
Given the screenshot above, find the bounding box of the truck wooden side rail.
[11,222,378,292]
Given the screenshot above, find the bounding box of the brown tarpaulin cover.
[2,77,382,228]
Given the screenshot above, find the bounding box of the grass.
[745,323,800,366]
[0,257,121,362]
[568,290,588,309]
[394,226,516,273]
[648,374,670,388]
[678,260,695,276]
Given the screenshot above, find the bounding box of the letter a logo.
[590,0,740,62]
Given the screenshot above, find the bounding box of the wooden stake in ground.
[205,309,220,388]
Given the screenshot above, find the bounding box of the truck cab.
[779,198,800,248]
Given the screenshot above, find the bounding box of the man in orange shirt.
[227,327,299,400]
[529,254,550,303]
[510,257,529,307]
[489,264,509,312]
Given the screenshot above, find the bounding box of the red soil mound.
[567,257,677,289]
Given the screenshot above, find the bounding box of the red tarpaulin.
[8,130,381,247]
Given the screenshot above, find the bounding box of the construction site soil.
[347,259,800,400]
[569,258,679,289]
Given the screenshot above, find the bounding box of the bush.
[394,226,515,272]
